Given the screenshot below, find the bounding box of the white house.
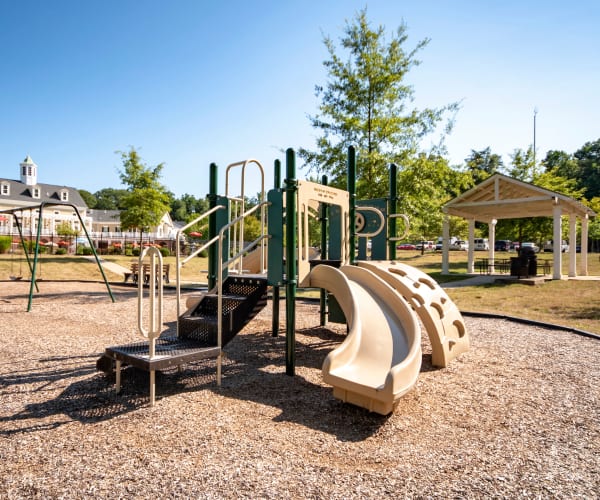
[0,156,178,250]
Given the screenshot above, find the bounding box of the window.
[0,183,8,195]
[32,187,40,199]
[61,190,69,201]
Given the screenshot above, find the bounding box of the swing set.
[1,202,115,311]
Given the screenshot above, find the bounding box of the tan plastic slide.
[308,264,422,415]
[357,260,469,368]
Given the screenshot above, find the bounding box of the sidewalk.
[441,275,497,288]
[83,256,130,278]
[441,273,600,288]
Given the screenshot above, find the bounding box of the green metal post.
[319,174,328,326]
[27,205,45,312]
[208,163,218,290]
[272,159,281,337]
[13,214,39,293]
[75,204,115,303]
[347,146,356,265]
[285,149,297,375]
[389,163,398,261]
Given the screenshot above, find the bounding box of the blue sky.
[1,1,598,198]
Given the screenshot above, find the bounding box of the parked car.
[397,243,416,250]
[520,242,540,253]
[473,238,489,251]
[435,236,458,251]
[450,240,468,251]
[415,240,435,251]
[543,240,569,253]
[494,240,511,251]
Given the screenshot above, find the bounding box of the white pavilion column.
[488,219,497,273]
[467,219,475,274]
[580,214,589,276]
[442,215,450,275]
[568,213,577,277]
[552,203,563,280]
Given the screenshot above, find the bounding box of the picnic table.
[123,262,170,284]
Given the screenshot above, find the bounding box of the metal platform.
[104,336,221,404]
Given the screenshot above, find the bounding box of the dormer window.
[60,190,69,201]
[1,182,8,195]
[32,187,41,199]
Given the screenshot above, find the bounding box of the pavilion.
[441,173,596,279]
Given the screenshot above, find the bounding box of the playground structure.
[0,202,115,311]
[101,147,469,414]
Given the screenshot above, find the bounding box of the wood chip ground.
[0,281,598,498]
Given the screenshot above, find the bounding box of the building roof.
[0,178,87,208]
[443,173,596,221]
[86,209,121,223]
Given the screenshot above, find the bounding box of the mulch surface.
[0,281,598,498]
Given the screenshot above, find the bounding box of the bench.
[123,263,170,283]
[476,258,510,275]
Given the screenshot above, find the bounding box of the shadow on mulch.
[0,324,399,441]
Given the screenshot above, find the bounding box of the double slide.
[308,261,468,415]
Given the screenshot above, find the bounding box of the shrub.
[132,247,140,256]
[0,236,11,254]
[159,247,170,257]
[55,247,67,255]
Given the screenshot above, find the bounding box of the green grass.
[1,250,598,334]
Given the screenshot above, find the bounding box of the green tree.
[78,189,97,208]
[117,148,171,242]
[508,146,537,181]
[397,153,465,240]
[464,147,504,184]
[94,187,129,210]
[574,139,600,199]
[542,150,579,180]
[299,8,458,200]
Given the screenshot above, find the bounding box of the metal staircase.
[178,275,268,347]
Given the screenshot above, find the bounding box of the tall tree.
[574,139,600,199]
[542,150,579,180]
[94,187,129,210]
[508,146,536,181]
[117,148,171,241]
[397,153,467,239]
[464,147,504,184]
[78,189,97,208]
[299,9,458,200]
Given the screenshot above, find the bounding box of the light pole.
[533,107,538,166]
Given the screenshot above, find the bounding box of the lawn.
[1,250,598,334]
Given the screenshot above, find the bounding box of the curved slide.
[308,264,422,415]
[358,261,469,368]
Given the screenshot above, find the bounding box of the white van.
[473,238,489,251]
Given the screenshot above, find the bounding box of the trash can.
[510,257,528,277]
[520,247,537,277]
[511,247,537,278]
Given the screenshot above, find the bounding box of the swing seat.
[9,275,23,281]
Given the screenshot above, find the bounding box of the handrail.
[216,200,269,385]
[137,247,164,359]
[388,214,410,241]
[223,234,270,270]
[175,205,225,330]
[224,159,266,275]
[355,206,386,238]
